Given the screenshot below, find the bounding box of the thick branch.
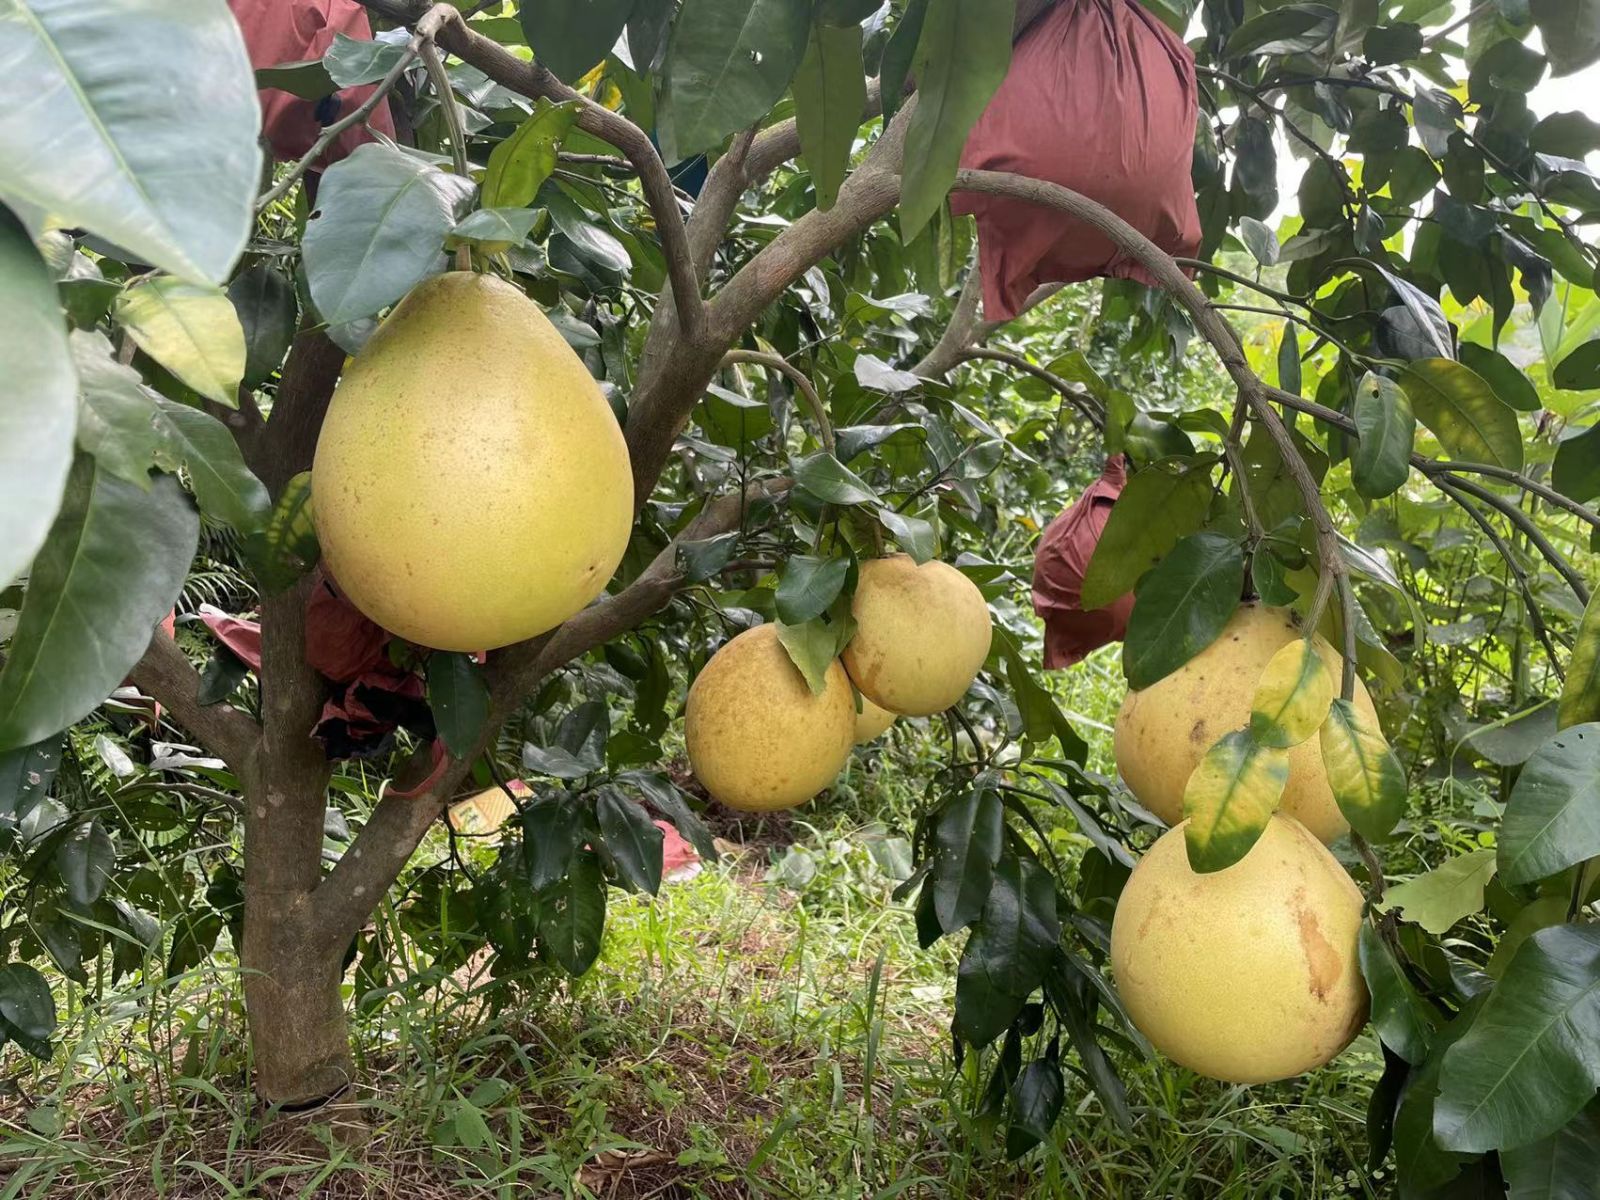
[251,328,347,497]
[127,630,260,773]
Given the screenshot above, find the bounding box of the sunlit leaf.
[1250,638,1334,749]
[1319,698,1407,840]
[1498,723,1600,886]
[1181,728,1290,872]
[1399,358,1524,471]
[1381,849,1497,934]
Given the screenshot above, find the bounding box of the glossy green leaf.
[792,451,880,505]
[596,786,664,895]
[775,555,851,626]
[1005,1056,1065,1159]
[953,853,1060,1046]
[658,0,813,161]
[1080,465,1212,611]
[55,819,115,907]
[545,188,631,274]
[0,209,78,588]
[0,458,197,752]
[932,787,1003,932]
[1360,924,1439,1065]
[322,31,408,87]
[254,59,336,101]
[1393,998,1484,1195]
[72,331,159,488]
[113,277,245,408]
[1498,723,1600,886]
[520,796,582,890]
[1501,1101,1600,1200]
[1224,3,1338,57]
[1552,340,1600,390]
[1320,697,1407,841]
[448,207,541,253]
[1399,358,1524,471]
[1435,925,1600,1153]
[540,850,607,975]
[1561,593,1600,729]
[775,613,854,695]
[519,0,634,81]
[792,20,866,211]
[228,264,298,387]
[1182,729,1290,872]
[898,0,1015,239]
[1552,422,1600,505]
[0,0,260,285]
[427,652,488,758]
[151,398,270,533]
[302,143,474,326]
[1351,371,1415,499]
[1250,638,1334,748]
[1122,532,1244,689]
[522,701,609,779]
[879,0,927,124]
[482,99,582,210]
[1382,848,1498,934]
[617,769,718,861]
[1459,342,1541,412]
[0,962,56,1053]
[877,508,938,563]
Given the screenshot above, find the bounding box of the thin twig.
[419,39,473,271]
[721,349,834,453]
[953,347,1105,430]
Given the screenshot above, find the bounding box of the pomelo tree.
[2,0,1599,1186]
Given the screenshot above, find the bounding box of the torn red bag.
[952,0,1202,321]
[228,0,396,166]
[1033,455,1135,668]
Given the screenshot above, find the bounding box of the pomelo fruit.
[1110,814,1368,1084]
[311,271,632,651]
[685,624,855,812]
[853,694,896,743]
[842,555,992,716]
[1113,602,1377,843]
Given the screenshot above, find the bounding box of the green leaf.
[1122,532,1244,689]
[1224,3,1339,57]
[151,399,271,533]
[1005,1056,1065,1159]
[427,652,488,759]
[877,508,938,562]
[1498,723,1600,886]
[1381,848,1498,934]
[658,0,814,161]
[0,458,197,752]
[953,853,1060,1046]
[322,31,408,87]
[1435,925,1600,1153]
[522,701,609,779]
[1319,697,1407,841]
[540,850,607,975]
[544,187,631,275]
[1250,638,1335,748]
[595,786,664,895]
[1501,1101,1600,1200]
[520,796,582,890]
[482,99,582,209]
[0,0,260,285]
[244,472,317,594]
[302,143,474,326]
[0,209,78,589]
[791,20,866,211]
[112,277,245,408]
[676,531,741,583]
[897,0,1016,240]
[775,555,851,625]
[1459,342,1541,412]
[1351,372,1415,499]
[792,451,880,505]
[1560,594,1600,730]
[55,819,115,907]
[520,0,635,82]
[0,962,56,1054]
[616,769,718,861]
[447,207,542,253]
[228,265,298,387]
[72,331,159,488]
[1360,925,1439,1065]
[1532,0,1600,76]
[1238,215,1280,266]
[1393,998,1484,1194]
[1552,423,1600,505]
[1181,728,1291,873]
[879,0,928,126]
[775,615,853,695]
[0,739,62,837]
[254,59,336,101]
[1079,465,1212,611]
[1399,358,1525,471]
[1552,340,1600,390]
[932,787,1003,932]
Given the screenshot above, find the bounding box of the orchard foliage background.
[2,0,1600,1193]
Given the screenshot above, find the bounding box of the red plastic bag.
[228,0,396,166]
[952,0,1202,321]
[1032,455,1135,668]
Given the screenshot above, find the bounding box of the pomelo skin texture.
[1110,814,1368,1084]
[311,272,633,651]
[852,694,896,744]
[842,555,993,717]
[1113,602,1378,843]
[685,625,855,812]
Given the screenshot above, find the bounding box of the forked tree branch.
[127,631,261,773]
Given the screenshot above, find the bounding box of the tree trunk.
[242,906,353,1105]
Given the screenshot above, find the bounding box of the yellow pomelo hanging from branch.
[1110,814,1368,1084]
[311,272,633,651]
[842,555,993,716]
[685,624,856,812]
[1114,602,1377,844]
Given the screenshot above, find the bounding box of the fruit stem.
[420,40,474,271]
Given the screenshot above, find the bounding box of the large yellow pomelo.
[1113,602,1377,843]
[842,555,992,716]
[853,694,896,744]
[685,624,855,812]
[1110,814,1368,1084]
[310,271,633,651]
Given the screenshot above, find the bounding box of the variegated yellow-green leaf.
[1250,637,1335,748]
[1182,729,1291,873]
[1319,697,1406,840]
[1558,589,1600,730]
[112,277,245,407]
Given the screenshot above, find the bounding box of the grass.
[2,647,1401,1198]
